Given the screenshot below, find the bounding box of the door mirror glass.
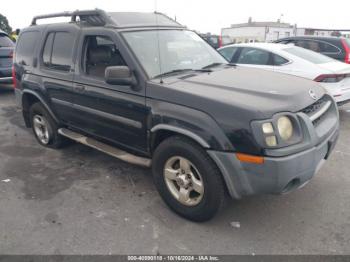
[105,66,136,86]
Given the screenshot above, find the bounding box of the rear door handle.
[74,84,85,91]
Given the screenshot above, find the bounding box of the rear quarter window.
[16,31,40,66]
[273,54,289,65]
[0,34,14,47]
[295,39,340,54]
[318,41,340,54]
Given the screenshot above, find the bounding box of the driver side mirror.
[105,66,137,86]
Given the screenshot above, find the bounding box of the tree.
[0,14,12,34]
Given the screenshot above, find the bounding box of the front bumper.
[208,127,339,199]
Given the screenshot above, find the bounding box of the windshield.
[123,30,227,78]
[283,46,335,64]
[0,34,14,47]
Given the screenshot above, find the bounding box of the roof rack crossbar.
[31,9,114,26]
[31,12,73,25]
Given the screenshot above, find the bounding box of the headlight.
[277,116,293,141]
[252,114,302,149]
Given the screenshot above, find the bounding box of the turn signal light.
[236,153,264,164]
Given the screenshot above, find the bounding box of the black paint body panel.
[14,19,326,157]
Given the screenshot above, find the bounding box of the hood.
[156,66,326,119]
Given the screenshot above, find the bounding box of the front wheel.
[152,136,225,222]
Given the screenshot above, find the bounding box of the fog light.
[266,136,277,147]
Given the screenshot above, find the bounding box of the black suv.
[275,36,350,64]
[0,30,14,85]
[14,10,340,221]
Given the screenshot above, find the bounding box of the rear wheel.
[29,102,66,148]
[152,136,225,222]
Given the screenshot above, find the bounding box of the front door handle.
[74,84,85,91]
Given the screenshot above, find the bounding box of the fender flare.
[150,124,210,148]
[22,89,59,123]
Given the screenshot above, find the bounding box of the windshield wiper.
[154,69,193,79]
[202,62,225,69]
[154,68,212,79]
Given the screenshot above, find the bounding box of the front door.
[70,30,148,154]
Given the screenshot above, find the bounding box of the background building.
[222,18,349,43]
[221,17,296,43]
[296,28,342,37]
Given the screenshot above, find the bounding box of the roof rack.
[31,9,115,26]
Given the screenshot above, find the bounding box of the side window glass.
[42,33,54,66]
[273,54,289,66]
[318,42,340,54]
[295,40,333,54]
[51,32,75,71]
[237,48,271,65]
[277,40,289,44]
[16,31,40,66]
[83,35,126,79]
[219,47,238,62]
[307,41,322,52]
[295,40,311,50]
[42,32,75,71]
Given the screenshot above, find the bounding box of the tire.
[152,136,225,222]
[29,102,66,148]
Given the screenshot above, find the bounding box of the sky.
[1,0,350,34]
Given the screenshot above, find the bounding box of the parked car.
[0,29,14,85]
[14,10,339,221]
[199,33,232,49]
[218,43,350,105]
[274,36,350,64]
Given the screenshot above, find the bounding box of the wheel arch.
[151,124,210,151]
[147,99,233,153]
[21,90,59,127]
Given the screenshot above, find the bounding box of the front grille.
[301,95,332,125]
[302,95,328,115]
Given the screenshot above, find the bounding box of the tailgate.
[0,47,13,68]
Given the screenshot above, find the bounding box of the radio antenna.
[154,0,163,84]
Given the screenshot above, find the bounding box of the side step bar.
[58,128,152,168]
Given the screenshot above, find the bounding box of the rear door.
[0,33,14,81]
[39,25,80,123]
